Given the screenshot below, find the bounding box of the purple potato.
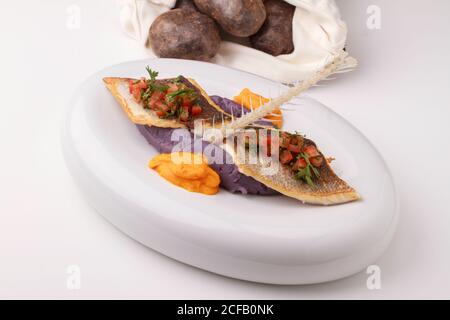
[193,0,266,37]
[250,0,295,56]
[175,0,196,10]
[149,9,221,61]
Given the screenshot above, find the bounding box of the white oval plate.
[62,59,398,285]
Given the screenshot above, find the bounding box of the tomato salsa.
[253,130,324,187]
[129,67,202,122]
[279,132,323,186]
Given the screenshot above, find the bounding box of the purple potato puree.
[136,96,278,195]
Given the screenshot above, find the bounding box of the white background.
[1,0,449,299]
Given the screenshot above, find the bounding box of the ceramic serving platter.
[62,59,398,284]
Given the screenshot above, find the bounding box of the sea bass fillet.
[103,75,231,129]
[223,129,360,205]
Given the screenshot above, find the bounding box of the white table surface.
[1,0,449,299]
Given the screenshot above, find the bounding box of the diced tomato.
[310,156,323,167]
[128,80,134,94]
[149,91,164,106]
[155,110,166,117]
[191,105,202,116]
[288,143,301,153]
[154,100,168,112]
[279,133,290,148]
[169,103,178,113]
[280,137,290,149]
[292,158,307,171]
[280,150,293,164]
[166,82,179,93]
[136,79,148,90]
[166,99,176,110]
[129,79,148,98]
[303,145,320,158]
[290,136,303,145]
[182,98,193,108]
[132,87,141,102]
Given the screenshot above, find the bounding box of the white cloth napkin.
[117,0,347,83]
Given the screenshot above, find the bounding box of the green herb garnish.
[171,75,183,84]
[166,88,196,102]
[139,66,169,106]
[294,152,320,187]
[145,66,168,92]
[145,66,158,82]
[162,106,179,118]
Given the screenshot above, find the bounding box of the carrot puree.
[149,152,220,195]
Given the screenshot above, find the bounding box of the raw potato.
[175,0,196,10]
[194,0,266,37]
[149,9,221,61]
[250,0,295,56]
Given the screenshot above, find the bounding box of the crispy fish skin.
[103,76,231,129]
[238,163,360,205]
[224,137,360,205]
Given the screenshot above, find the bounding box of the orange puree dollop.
[149,152,220,195]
